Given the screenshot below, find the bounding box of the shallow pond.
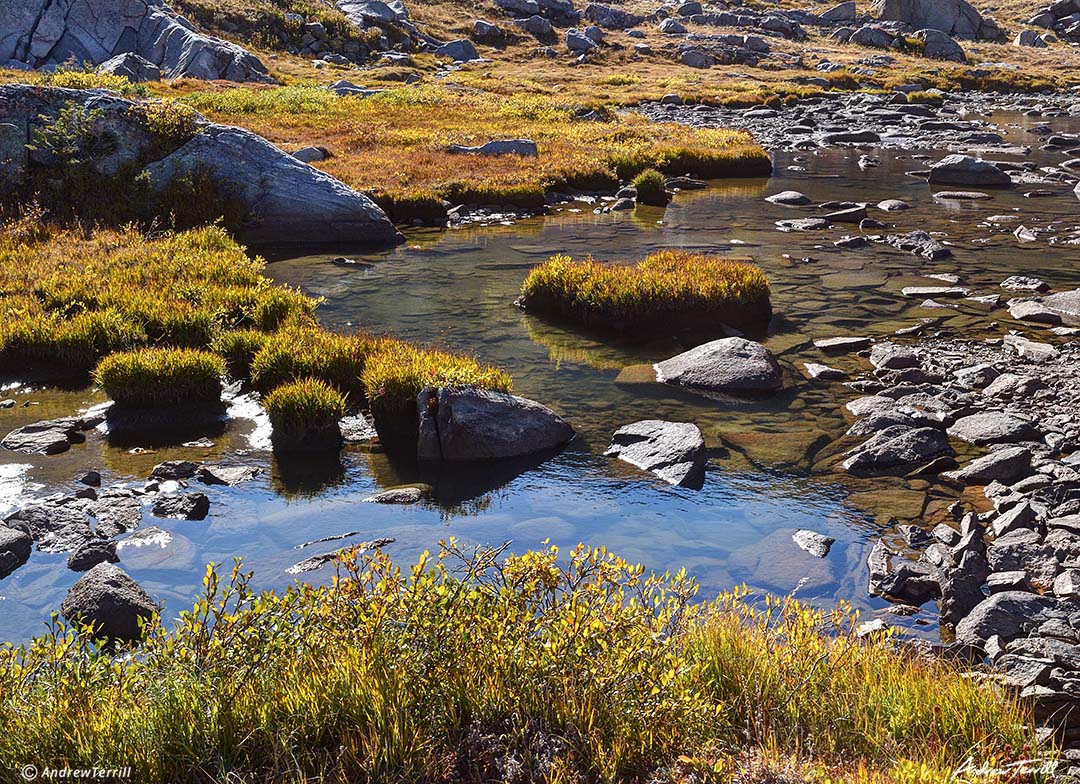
[2,110,1079,643]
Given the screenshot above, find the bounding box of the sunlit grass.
[263,376,346,449]
[249,323,375,400]
[94,347,224,408]
[519,250,772,332]
[0,544,1046,782]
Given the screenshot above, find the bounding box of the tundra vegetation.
[0,545,1043,783]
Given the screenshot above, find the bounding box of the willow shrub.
[0,544,1044,783]
[518,250,772,333]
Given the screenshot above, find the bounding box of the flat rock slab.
[196,465,261,486]
[655,337,783,397]
[901,286,971,298]
[843,426,954,474]
[792,529,835,558]
[814,336,871,354]
[604,420,707,489]
[776,217,829,231]
[947,412,1040,445]
[5,500,93,553]
[942,446,1032,484]
[803,362,845,380]
[1,417,88,455]
[363,486,430,504]
[1038,288,1080,326]
[1003,334,1059,362]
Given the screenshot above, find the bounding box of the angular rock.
[149,460,199,480]
[955,591,1073,645]
[196,465,261,486]
[914,28,966,61]
[98,52,161,82]
[871,0,1000,39]
[927,154,1011,187]
[67,539,119,572]
[151,493,210,521]
[5,501,92,553]
[867,539,940,604]
[947,412,1040,446]
[843,426,954,473]
[416,387,574,462]
[654,338,783,397]
[60,563,158,645]
[1,417,87,455]
[814,336,871,354]
[0,525,32,578]
[435,39,479,61]
[942,446,1032,484]
[792,529,835,558]
[604,420,707,489]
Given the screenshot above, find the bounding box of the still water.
[2,114,1079,643]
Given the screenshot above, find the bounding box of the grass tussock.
[0,544,1045,783]
[180,84,771,209]
[249,324,375,399]
[0,220,314,374]
[519,250,772,333]
[93,347,224,408]
[263,377,346,449]
[631,168,668,205]
[362,339,513,417]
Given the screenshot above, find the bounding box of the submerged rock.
[604,420,707,489]
[67,539,119,572]
[60,563,158,645]
[654,338,784,397]
[5,500,93,553]
[1,417,89,455]
[416,387,574,463]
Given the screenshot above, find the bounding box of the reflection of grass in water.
[272,451,347,500]
[522,315,638,372]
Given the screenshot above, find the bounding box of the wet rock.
[91,492,142,538]
[877,198,911,211]
[776,217,829,231]
[927,154,1011,187]
[0,526,32,578]
[943,446,1033,484]
[66,539,119,572]
[1,417,88,455]
[150,460,199,480]
[803,362,845,380]
[867,539,940,604]
[60,563,158,645]
[417,387,574,462]
[902,286,971,298]
[792,529,835,558]
[5,500,92,553]
[604,420,707,489]
[843,426,954,473]
[114,526,194,570]
[955,591,1073,645]
[362,486,431,504]
[1038,288,1080,326]
[814,336,871,354]
[654,337,783,397]
[822,130,881,144]
[825,205,867,223]
[151,493,210,521]
[78,471,102,487]
[195,465,261,486]
[883,230,952,259]
[947,412,1040,445]
[765,190,811,205]
[1001,275,1050,293]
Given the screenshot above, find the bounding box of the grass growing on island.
[519,250,772,333]
[248,324,375,399]
[179,84,772,209]
[631,168,668,205]
[94,348,225,408]
[0,544,1045,782]
[263,377,346,450]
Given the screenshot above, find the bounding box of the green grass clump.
[94,347,224,408]
[213,329,269,379]
[519,250,772,333]
[631,168,668,206]
[249,324,374,399]
[0,544,1045,782]
[362,339,513,417]
[33,67,150,98]
[263,377,346,450]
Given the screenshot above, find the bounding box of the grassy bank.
[179,84,772,209]
[518,251,772,333]
[0,544,1044,783]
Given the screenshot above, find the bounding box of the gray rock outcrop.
[0,0,273,82]
[871,0,1003,39]
[417,387,575,462]
[604,420,707,488]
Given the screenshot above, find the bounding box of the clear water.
[2,111,1079,643]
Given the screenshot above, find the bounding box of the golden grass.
[519,250,772,332]
[263,376,347,443]
[0,544,1047,783]
[94,347,225,408]
[179,84,771,206]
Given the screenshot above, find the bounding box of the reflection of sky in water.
[4,134,1080,641]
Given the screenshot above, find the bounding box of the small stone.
[792,529,835,558]
[151,493,210,521]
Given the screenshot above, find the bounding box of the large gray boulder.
[654,338,784,397]
[97,52,161,82]
[914,28,966,61]
[954,591,1075,645]
[1036,288,1080,326]
[0,525,32,578]
[146,124,401,246]
[842,426,954,473]
[871,0,1002,39]
[928,155,1011,187]
[417,387,575,462]
[584,3,645,29]
[60,563,159,644]
[946,412,1040,445]
[604,420,707,488]
[0,0,273,82]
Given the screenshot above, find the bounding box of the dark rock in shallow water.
[416,387,574,463]
[0,526,32,578]
[150,460,200,480]
[1,417,89,455]
[654,337,784,397]
[843,426,954,474]
[867,539,940,605]
[151,493,210,521]
[60,563,158,645]
[362,486,431,504]
[927,154,1011,187]
[91,492,142,538]
[67,539,119,572]
[5,500,93,553]
[196,465,261,486]
[942,446,1033,484]
[604,420,707,489]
